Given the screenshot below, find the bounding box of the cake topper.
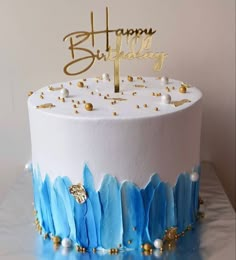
[63,7,167,92]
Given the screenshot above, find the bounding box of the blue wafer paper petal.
[53,178,70,237]
[74,199,88,247]
[40,175,55,234]
[148,182,167,241]
[83,164,101,246]
[141,174,161,242]
[99,174,122,249]
[166,183,176,228]
[121,181,144,249]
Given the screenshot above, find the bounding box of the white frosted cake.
[27,76,202,253]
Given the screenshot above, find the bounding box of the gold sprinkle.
[73,104,77,108]
[107,94,110,97]
[113,112,117,116]
[106,97,127,101]
[28,91,34,97]
[122,80,124,83]
[60,84,63,88]
[155,107,159,111]
[69,82,72,85]
[75,245,80,251]
[132,92,137,96]
[127,75,133,82]
[165,86,170,92]
[111,101,114,105]
[136,105,140,109]
[86,86,89,89]
[121,92,124,95]
[77,81,84,88]
[40,95,44,99]
[36,103,55,109]
[99,93,101,96]
[82,100,86,104]
[62,98,65,102]
[43,233,48,240]
[152,92,155,96]
[143,80,146,83]
[52,236,61,244]
[137,76,143,80]
[85,103,93,111]
[83,78,87,81]
[134,84,145,88]
[57,97,60,100]
[172,86,175,90]
[91,91,94,95]
[171,99,191,107]
[75,110,79,114]
[77,101,80,105]
[41,92,44,95]
[156,93,161,96]
[144,104,148,108]
[71,99,74,103]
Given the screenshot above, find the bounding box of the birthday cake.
[27,75,202,253]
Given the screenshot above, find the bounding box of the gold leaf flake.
[171,99,191,107]
[36,103,56,109]
[106,97,127,101]
[69,183,87,204]
[48,86,63,91]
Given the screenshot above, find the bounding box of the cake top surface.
[28,76,202,120]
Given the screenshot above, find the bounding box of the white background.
[0,0,235,208]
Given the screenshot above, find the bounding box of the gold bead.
[52,236,61,244]
[143,243,152,251]
[85,103,93,111]
[179,85,187,93]
[75,245,80,251]
[127,75,133,82]
[77,81,84,88]
[28,91,34,96]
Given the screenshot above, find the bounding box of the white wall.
[0,0,235,207]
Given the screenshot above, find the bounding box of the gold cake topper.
[63,7,167,92]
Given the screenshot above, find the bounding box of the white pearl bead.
[61,238,72,248]
[24,162,32,172]
[102,73,110,81]
[161,76,169,84]
[161,94,171,104]
[154,238,163,249]
[190,172,199,182]
[60,88,69,98]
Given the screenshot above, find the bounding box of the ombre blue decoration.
[31,164,201,250]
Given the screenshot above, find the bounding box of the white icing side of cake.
[28,77,202,188]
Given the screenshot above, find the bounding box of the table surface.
[0,162,235,260]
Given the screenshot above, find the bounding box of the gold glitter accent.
[75,110,79,114]
[127,75,133,82]
[82,100,86,104]
[199,197,204,205]
[91,91,94,95]
[77,81,84,88]
[132,92,137,96]
[171,99,191,107]
[136,105,140,109]
[28,91,34,96]
[113,112,117,116]
[73,104,77,108]
[36,103,55,109]
[71,99,74,103]
[85,103,93,111]
[62,98,65,102]
[144,104,147,108]
[106,94,110,97]
[156,93,161,96]
[137,76,143,80]
[155,107,159,111]
[179,85,187,93]
[109,248,119,254]
[69,183,87,204]
[104,96,107,99]
[40,95,44,99]
[165,86,170,92]
[48,86,63,91]
[77,101,80,105]
[163,227,177,242]
[181,82,190,88]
